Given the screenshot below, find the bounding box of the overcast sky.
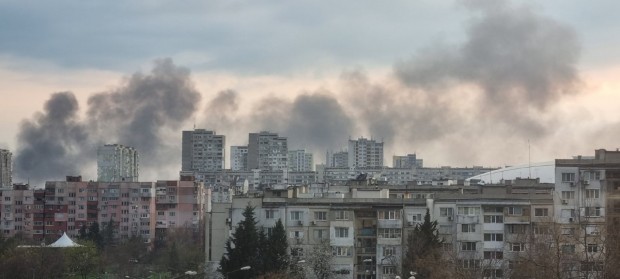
[1,0,620,184]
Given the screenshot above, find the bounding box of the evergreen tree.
[87,222,103,250]
[78,224,88,240]
[220,205,260,279]
[266,219,289,273]
[102,218,116,248]
[403,208,443,279]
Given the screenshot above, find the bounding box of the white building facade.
[97,144,139,182]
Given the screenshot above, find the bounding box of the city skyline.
[1,1,620,184]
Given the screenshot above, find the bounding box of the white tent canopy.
[48,232,83,247]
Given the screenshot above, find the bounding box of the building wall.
[348,138,384,168]
[181,129,225,172]
[288,150,314,172]
[97,144,139,182]
[230,146,248,171]
[0,149,12,188]
[248,131,288,171]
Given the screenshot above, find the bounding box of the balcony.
[505,215,530,224]
[457,215,479,224]
[356,246,377,254]
[358,228,376,237]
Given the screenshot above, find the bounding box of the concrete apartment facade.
[230,146,248,171]
[248,131,288,171]
[182,129,225,173]
[0,149,12,188]
[288,150,314,172]
[348,138,384,168]
[0,176,208,247]
[97,144,139,182]
[207,150,620,279]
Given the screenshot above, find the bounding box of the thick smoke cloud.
[201,91,354,156]
[338,1,581,164]
[392,1,580,137]
[87,58,201,170]
[15,59,200,185]
[15,92,90,183]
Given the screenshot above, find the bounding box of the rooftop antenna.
[528,139,531,178]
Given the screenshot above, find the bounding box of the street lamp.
[225,266,251,279]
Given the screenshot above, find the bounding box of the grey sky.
[2,0,620,184]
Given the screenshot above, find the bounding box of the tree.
[307,239,334,279]
[220,205,260,279]
[266,219,289,273]
[64,242,99,279]
[87,222,104,250]
[403,208,443,279]
[102,218,116,248]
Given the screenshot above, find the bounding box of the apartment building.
[348,138,384,168]
[248,131,288,171]
[154,176,209,243]
[230,146,249,171]
[392,154,423,169]
[288,150,314,172]
[1,176,207,247]
[327,150,349,168]
[97,144,139,182]
[0,149,11,188]
[182,129,225,173]
[211,165,618,279]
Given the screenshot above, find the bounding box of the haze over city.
[1,0,620,185]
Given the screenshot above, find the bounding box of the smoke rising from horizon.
[14,1,589,183]
[15,59,200,185]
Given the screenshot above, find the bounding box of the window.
[562,173,575,182]
[265,209,276,219]
[581,261,603,272]
[382,266,396,275]
[484,251,503,259]
[314,229,327,240]
[510,243,525,252]
[314,211,327,221]
[458,207,480,215]
[383,246,396,257]
[533,226,550,235]
[440,207,454,217]
[483,269,503,278]
[587,244,599,253]
[484,233,503,241]
[506,224,526,234]
[335,211,349,220]
[484,215,503,223]
[378,210,400,220]
[168,211,175,217]
[461,259,481,269]
[585,207,601,217]
[378,228,402,238]
[290,211,303,221]
[462,224,476,233]
[562,245,576,254]
[507,207,523,215]
[158,211,164,216]
[461,242,476,251]
[561,227,575,235]
[561,191,575,199]
[534,208,549,217]
[333,246,351,256]
[586,189,600,199]
[335,227,349,238]
[290,230,304,238]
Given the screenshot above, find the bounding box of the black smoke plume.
[15,59,201,185]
